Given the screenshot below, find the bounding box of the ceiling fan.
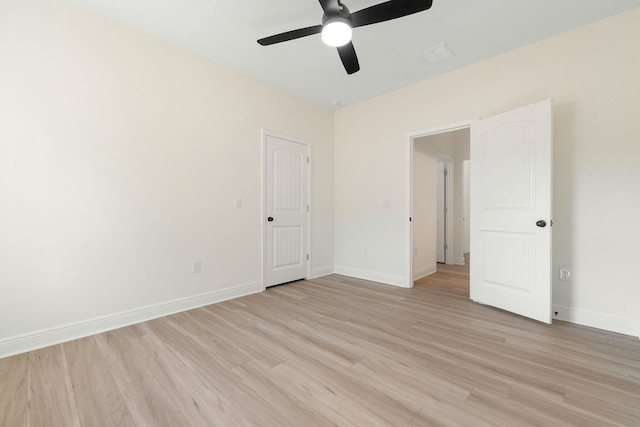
[257,0,434,75]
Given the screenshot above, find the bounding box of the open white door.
[264,134,308,287]
[470,99,552,323]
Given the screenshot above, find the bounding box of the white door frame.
[261,129,312,290]
[406,120,475,288]
[435,157,454,265]
[463,160,471,254]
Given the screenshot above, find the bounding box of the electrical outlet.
[559,268,571,281]
[192,261,202,274]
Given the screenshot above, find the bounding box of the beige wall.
[335,9,640,335]
[0,0,334,353]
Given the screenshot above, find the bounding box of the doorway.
[409,122,471,286]
[407,100,552,323]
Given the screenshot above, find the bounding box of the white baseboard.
[310,266,334,279]
[0,281,263,359]
[553,305,639,339]
[414,264,437,280]
[334,265,408,288]
[454,257,466,265]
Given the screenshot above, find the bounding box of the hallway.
[414,254,470,297]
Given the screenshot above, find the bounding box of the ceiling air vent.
[420,43,455,64]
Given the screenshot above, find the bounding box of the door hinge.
[409,217,412,222]
[307,156,310,164]
[306,254,309,260]
[444,244,448,250]
[307,205,310,212]
[444,169,448,176]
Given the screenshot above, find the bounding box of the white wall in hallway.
[414,130,470,266]
[412,147,437,279]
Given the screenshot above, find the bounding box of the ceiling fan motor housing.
[322,4,352,26]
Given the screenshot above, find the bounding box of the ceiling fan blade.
[337,42,360,74]
[257,25,322,46]
[351,0,433,28]
[318,0,342,14]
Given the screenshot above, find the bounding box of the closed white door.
[264,134,308,287]
[470,99,552,323]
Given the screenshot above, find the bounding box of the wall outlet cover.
[192,261,202,274]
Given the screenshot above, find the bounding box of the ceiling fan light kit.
[257,0,434,75]
[321,17,353,47]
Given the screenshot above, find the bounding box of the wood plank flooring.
[1,263,639,426]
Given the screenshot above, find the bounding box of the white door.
[264,134,308,287]
[436,162,446,263]
[470,99,552,323]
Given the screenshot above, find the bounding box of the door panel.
[273,149,303,210]
[482,232,534,293]
[470,99,552,323]
[265,135,308,287]
[481,124,533,209]
[272,226,303,269]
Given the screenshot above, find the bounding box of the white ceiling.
[71,0,640,109]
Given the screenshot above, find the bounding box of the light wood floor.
[2,265,640,426]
